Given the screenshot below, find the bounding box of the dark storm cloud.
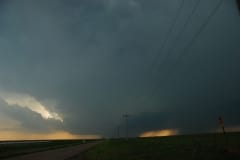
[129,96,240,136]
[0,0,239,137]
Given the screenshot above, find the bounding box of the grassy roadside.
[0,139,97,159]
[84,133,240,160]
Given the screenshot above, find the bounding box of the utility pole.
[218,116,225,134]
[116,125,120,138]
[123,114,130,139]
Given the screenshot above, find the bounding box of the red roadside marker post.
[218,116,228,148]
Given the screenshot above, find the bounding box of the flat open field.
[85,132,240,160]
[4,142,100,160]
[0,139,99,159]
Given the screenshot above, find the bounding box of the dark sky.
[0,0,239,139]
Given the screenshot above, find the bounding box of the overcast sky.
[0,0,240,139]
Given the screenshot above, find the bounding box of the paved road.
[4,142,100,160]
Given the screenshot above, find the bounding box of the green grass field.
[85,133,240,160]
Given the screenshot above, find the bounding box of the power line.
[158,0,201,69]
[148,0,185,73]
[172,0,224,69]
[148,0,224,103]
[130,0,186,118]
[141,0,185,105]
[145,0,199,102]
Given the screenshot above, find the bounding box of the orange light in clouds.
[139,129,179,138]
[0,131,101,140]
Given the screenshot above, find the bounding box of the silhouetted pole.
[117,125,120,138]
[123,114,129,139]
[219,116,228,147]
[218,116,225,134]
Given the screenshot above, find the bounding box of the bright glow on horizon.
[139,129,179,137]
[0,130,102,140]
[0,92,63,122]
